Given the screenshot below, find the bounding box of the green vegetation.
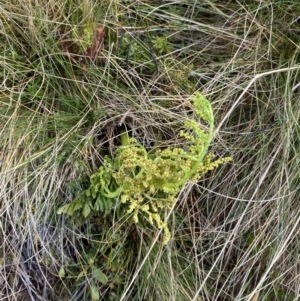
[58,93,231,245]
[0,0,300,300]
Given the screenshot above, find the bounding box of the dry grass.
[0,0,300,300]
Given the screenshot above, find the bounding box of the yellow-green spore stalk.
[108,93,231,244]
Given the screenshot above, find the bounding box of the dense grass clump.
[1,1,300,300]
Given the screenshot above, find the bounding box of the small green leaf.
[58,267,65,278]
[83,201,92,218]
[92,267,108,285]
[95,195,104,212]
[90,282,100,300]
[57,205,68,215]
[86,188,91,197]
[91,186,97,199]
[71,201,84,213]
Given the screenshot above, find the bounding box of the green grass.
[1,0,300,300]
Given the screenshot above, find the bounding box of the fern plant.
[58,93,231,243]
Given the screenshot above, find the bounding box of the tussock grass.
[1,0,300,300]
